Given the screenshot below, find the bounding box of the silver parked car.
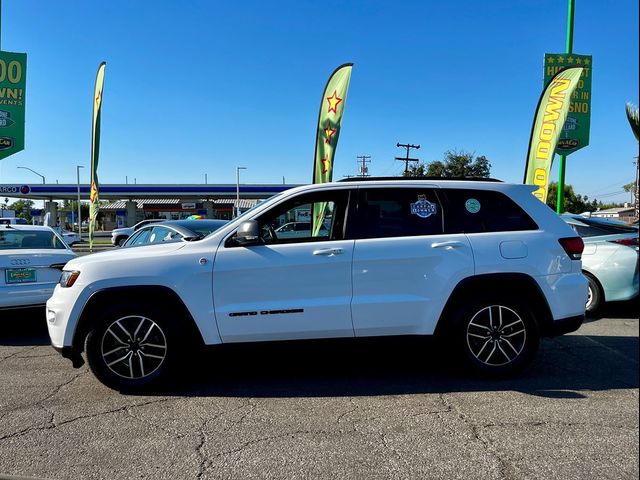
[123,219,228,247]
[0,225,76,310]
[562,214,639,312]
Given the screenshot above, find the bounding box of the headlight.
[59,270,80,288]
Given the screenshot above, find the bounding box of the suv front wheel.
[453,298,540,377]
[85,303,181,391]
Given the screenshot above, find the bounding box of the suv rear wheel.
[453,298,539,377]
[85,303,181,391]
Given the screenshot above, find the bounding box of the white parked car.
[52,227,81,246]
[47,179,587,391]
[1,225,76,310]
[110,219,164,246]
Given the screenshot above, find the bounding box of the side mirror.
[235,220,260,246]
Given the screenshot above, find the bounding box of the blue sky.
[1,0,638,203]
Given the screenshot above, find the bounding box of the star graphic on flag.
[326,90,343,114]
[584,57,591,65]
[547,56,555,64]
[557,56,565,63]
[322,157,331,174]
[576,57,582,65]
[90,181,98,203]
[567,56,574,64]
[324,121,336,144]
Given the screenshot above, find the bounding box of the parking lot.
[0,301,637,480]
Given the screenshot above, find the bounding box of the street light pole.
[16,166,45,183]
[76,166,84,239]
[235,166,247,218]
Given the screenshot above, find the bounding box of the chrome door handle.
[431,241,465,249]
[313,248,344,256]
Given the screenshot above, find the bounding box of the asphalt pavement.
[0,301,637,480]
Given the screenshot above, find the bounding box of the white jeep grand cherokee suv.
[47,179,587,391]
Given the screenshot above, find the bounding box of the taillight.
[608,237,639,248]
[559,237,584,260]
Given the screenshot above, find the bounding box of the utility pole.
[356,155,371,177]
[395,143,420,174]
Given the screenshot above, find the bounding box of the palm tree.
[625,103,639,220]
[625,102,639,141]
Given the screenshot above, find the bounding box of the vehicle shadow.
[2,303,637,399]
[0,309,50,346]
[151,332,638,399]
[585,296,639,322]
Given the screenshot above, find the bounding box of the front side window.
[255,190,350,244]
[356,188,444,239]
[127,229,152,246]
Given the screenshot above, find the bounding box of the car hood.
[64,242,186,270]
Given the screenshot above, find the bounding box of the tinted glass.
[357,188,444,239]
[442,189,538,234]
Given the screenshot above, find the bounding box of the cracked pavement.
[0,304,637,480]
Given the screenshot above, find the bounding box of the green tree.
[545,182,614,214]
[405,150,491,178]
[8,199,35,221]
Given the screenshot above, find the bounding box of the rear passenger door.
[351,187,474,337]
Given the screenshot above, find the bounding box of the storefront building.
[3,183,297,228]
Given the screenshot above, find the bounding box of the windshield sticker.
[465,198,481,213]
[410,195,437,219]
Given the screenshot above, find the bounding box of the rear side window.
[356,188,444,239]
[442,189,538,234]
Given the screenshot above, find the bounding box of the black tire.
[452,298,540,378]
[584,273,602,314]
[116,236,127,247]
[85,303,183,392]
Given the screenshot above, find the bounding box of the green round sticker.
[465,198,481,213]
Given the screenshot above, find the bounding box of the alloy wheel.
[466,305,526,367]
[100,315,167,379]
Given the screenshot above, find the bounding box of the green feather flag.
[89,62,106,249]
[312,63,353,236]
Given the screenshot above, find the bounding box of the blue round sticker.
[465,198,481,214]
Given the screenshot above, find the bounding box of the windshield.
[0,229,68,250]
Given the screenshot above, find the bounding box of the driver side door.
[213,188,356,343]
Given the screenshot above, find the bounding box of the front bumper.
[52,344,84,368]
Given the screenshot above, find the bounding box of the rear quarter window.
[442,189,538,234]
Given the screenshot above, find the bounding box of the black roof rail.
[337,176,503,183]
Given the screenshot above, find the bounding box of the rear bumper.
[544,314,584,337]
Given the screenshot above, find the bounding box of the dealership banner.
[0,51,27,161]
[544,53,592,155]
[89,62,106,249]
[524,67,583,203]
[312,63,352,236]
